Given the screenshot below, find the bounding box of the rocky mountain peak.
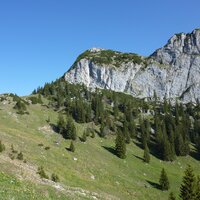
[88,47,105,53]
[152,29,200,64]
[65,29,200,103]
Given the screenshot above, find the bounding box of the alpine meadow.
[1,1,200,200]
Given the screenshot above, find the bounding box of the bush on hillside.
[51,173,59,182]
[37,166,49,179]
[0,140,5,152]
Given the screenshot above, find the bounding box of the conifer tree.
[69,141,75,152]
[140,117,146,146]
[179,103,184,119]
[168,192,176,200]
[155,115,163,154]
[124,103,133,122]
[175,124,190,157]
[179,165,196,200]
[175,100,179,125]
[14,100,27,114]
[115,131,126,159]
[175,128,184,156]
[85,104,92,122]
[162,124,174,161]
[144,119,151,143]
[81,131,87,142]
[123,120,130,144]
[113,101,119,119]
[92,93,104,124]
[159,168,170,191]
[197,138,200,157]
[125,132,131,144]
[74,99,86,123]
[57,113,65,134]
[163,96,169,113]
[129,120,136,139]
[65,117,76,140]
[99,122,107,138]
[38,94,43,104]
[153,90,157,103]
[195,176,200,200]
[143,142,150,163]
[162,137,174,161]
[90,129,95,138]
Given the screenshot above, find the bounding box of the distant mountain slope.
[65,29,200,103]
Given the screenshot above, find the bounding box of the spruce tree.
[195,176,200,200]
[113,101,119,119]
[81,131,87,142]
[74,99,86,123]
[85,104,92,122]
[179,165,196,200]
[57,113,65,134]
[175,100,180,125]
[92,93,104,124]
[162,124,174,161]
[38,94,43,104]
[196,137,200,157]
[140,118,148,148]
[159,168,170,191]
[65,117,77,140]
[144,119,151,143]
[123,120,130,144]
[115,131,126,159]
[143,142,150,163]
[129,120,136,139]
[153,90,158,103]
[168,192,176,200]
[175,124,190,157]
[163,96,169,113]
[155,115,163,154]
[99,122,106,138]
[69,141,75,152]
[14,100,27,114]
[90,130,95,138]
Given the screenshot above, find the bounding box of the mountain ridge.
[64,29,200,103]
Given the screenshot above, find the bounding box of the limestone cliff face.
[64,29,200,102]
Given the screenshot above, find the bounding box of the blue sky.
[0,0,200,96]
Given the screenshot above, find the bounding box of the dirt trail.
[0,153,119,200]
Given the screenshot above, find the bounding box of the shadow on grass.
[102,146,116,156]
[133,154,144,161]
[146,180,161,190]
[79,136,87,142]
[190,150,200,161]
[148,141,163,160]
[134,140,163,161]
[134,140,144,149]
[49,123,59,133]
[65,147,70,151]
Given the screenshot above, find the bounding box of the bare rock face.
[65,29,200,103]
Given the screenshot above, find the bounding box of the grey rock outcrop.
[65,29,200,103]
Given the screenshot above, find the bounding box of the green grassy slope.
[0,96,199,200]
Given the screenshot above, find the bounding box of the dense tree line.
[34,79,200,161]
